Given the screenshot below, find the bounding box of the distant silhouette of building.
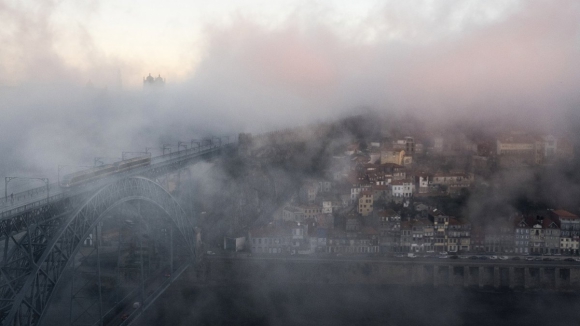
[143,73,165,88]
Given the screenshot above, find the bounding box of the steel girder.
[0,143,230,238]
[0,177,195,325]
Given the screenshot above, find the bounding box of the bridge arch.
[4,177,195,325]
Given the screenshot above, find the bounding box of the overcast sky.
[1,0,580,179]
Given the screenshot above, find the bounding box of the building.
[249,222,310,254]
[514,215,534,255]
[143,73,165,87]
[391,179,414,198]
[550,210,580,238]
[327,228,380,254]
[381,150,406,165]
[415,173,430,194]
[543,217,561,255]
[447,218,471,252]
[529,219,544,255]
[358,191,374,216]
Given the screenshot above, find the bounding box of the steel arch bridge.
[0,177,196,326]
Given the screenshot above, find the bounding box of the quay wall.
[195,257,580,290]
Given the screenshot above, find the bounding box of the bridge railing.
[0,193,65,219]
[0,139,236,220]
[1,136,237,207]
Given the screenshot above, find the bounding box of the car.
[490,256,498,260]
[575,258,580,262]
[534,257,542,261]
[469,256,479,260]
[206,251,215,255]
[458,255,469,259]
[438,255,449,259]
[511,256,521,260]
[407,253,419,258]
[439,251,448,255]
[525,256,534,261]
[479,256,489,260]
[499,256,509,260]
[449,255,459,259]
[564,258,575,262]
[543,257,553,261]
[394,254,405,258]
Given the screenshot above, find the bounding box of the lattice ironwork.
[0,177,195,325]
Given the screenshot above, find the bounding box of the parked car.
[479,256,489,260]
[407,253,418,258]
[511,256,521,260]
[490,256,498,260]
[564,258,575,262]
[458,255,469,259]
[499,256,509,260]
[439,251,448,255]
[525,256,534,261]
[438,255,449,259]
[469,256,479,260]
[449,255,459,259]
[543,257,553,261]
[394,254,405,258]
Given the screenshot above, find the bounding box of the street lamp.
[5,177,49,204]
[162,144,172,155]
[177,141,187,154]
[191,140,201,151]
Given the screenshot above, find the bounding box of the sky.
[1,0,580,179]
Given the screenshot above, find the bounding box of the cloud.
[1,1,579,182]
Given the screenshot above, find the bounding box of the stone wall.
[197,257,580,291]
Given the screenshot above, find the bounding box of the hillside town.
[226,125,578,259]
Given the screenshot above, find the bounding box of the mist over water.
[143,284,580,326]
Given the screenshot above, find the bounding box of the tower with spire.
[143,73,165,88]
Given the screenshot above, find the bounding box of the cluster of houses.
[249,208,580,257]
[241,132,577,257]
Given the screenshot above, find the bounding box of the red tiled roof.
[552,210,579,219]
[542,217,560,229]
[378,209,399,217]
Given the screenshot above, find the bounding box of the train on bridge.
[61,156,151,187]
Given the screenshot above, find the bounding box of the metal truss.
[0,177,195,325]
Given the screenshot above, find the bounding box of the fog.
[2,1,580,324]
[2,1,579,183]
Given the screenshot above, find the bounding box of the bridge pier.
[448,266,454,286]
[493,267,500,288]
[524,267,531,289]
[509,267,515,289]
